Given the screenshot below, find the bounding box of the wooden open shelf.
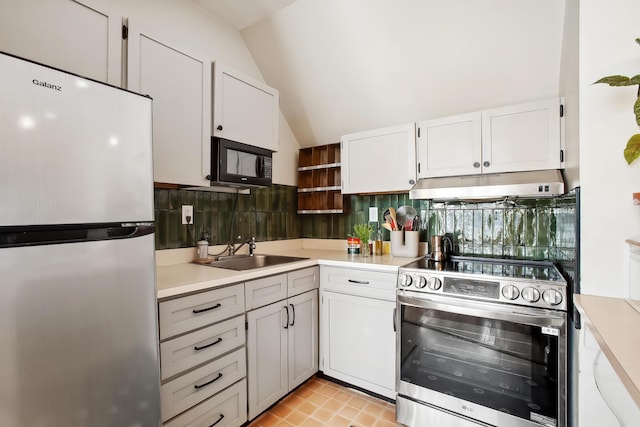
[297,143,345,214]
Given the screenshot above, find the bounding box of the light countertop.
[156,246,419,300]
[574,294,640,408]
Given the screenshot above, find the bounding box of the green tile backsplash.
[156,184,576,264]
[154,185,300,250]
[300,192,577,262]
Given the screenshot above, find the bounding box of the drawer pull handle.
[194,372,223,390]
[209,414,225,427]
[348,279,369,285]
[192,303,221,314]
[194,337,223,351]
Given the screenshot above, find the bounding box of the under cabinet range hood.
[409,170,565,200]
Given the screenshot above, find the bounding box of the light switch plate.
[369,207,378,222]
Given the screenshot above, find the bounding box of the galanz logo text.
[32,79,62,91]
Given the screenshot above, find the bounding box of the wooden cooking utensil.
[389,207,397,230]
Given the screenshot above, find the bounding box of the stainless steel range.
[396,256,568,427]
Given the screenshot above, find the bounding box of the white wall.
[0,0,301,186]
[580,0,640,297]
[558,0,580,190]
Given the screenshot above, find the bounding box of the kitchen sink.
[204,254,308,271]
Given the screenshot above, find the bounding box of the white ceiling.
[194,0,298,30]
[199,0,567,148]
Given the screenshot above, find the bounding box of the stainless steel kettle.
[430,235,452,261]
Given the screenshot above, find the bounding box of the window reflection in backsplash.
[155,185,576,263]
[300,192,577,262]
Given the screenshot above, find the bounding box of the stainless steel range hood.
[409,170,565,200]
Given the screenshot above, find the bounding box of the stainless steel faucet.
[228,236,256,256]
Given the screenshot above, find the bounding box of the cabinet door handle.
[473,162,480,168]
[290,303,295,326]
[192,303,221,314]
[194,372,223,390]
[393,308,397,332]
[217,125,223,131]
[194,337,223,351]
[483,161,491,167]
[284,305,289,329]
[348,279,369,285]
[209,414,225,427]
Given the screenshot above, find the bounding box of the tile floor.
[248,376,404,427]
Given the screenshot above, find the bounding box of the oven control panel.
[398,271,567,311]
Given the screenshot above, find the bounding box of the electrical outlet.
[369,207,378,222]
[182,205,193,225]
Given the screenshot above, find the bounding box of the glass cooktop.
[401,256,565,283]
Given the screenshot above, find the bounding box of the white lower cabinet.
[246,267,319,420]
[159,266,321,424]
[320,266,397,399]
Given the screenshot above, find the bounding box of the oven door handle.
[397,293,566,328]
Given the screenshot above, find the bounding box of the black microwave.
[208,137,273,187]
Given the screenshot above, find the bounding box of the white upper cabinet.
[417,98,564,178]
[341,123,416,194]
[213,63,279,152]
[127,22,211,186]
[481,98,563,173]
[417,112,482,178]
[0,0,121,85]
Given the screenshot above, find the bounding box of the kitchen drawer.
[288,266,319,297]
[159,284,245,340]
[161,315,246,380]
[161,348,246,422]
[245,273,287,310]
[320,266,396,300]
[164,379,247,427]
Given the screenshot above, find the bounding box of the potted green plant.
[350,223,373,257]
[594,37,640,165]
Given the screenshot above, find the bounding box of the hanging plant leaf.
[630,74,640,85]
[635,96,640,127]
[624,134,640,164]
[594,75,632,86]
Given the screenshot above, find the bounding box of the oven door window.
[400,304,559,424]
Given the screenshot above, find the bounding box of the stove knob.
[399,274,413,287]
[427,277,442,291]
[415,275,427,289]
[501,284,520,300]
[521,287,541,303]
[542,289,563,306]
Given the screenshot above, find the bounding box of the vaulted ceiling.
[198,0,567,148]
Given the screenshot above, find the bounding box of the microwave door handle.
[256,156,264,177]
[397,294,565,328]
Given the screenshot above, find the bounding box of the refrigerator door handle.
[0,222,154,248]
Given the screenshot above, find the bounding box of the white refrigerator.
[0,51,161,426]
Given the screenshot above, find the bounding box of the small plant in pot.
[350,223,373,257]
[594,37,640,165]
